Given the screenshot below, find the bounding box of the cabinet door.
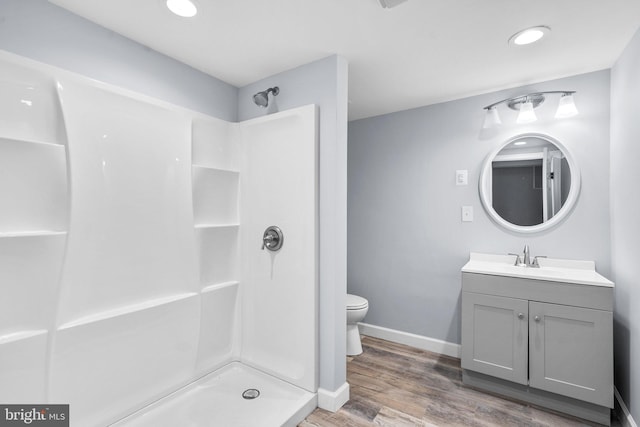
[529,301,613,408]
[461,292,528,384]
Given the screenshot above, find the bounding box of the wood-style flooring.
[300,336,620,427]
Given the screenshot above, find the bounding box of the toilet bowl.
[346,294,369,356]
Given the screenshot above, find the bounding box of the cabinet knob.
[534,315,541,322]
[517,313,524,319]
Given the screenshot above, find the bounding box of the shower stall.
[0,51,318,426]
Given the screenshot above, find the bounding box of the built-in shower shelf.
[0,329,47,345]
[0,135,65,147]
[58,293,199,330]
[0,135,68,233]
[0,230,67,238]
[195,225,239,287]
[192,166,239,225]
[201,281,239,294]
[192,164,239,174]
[194,223,240,230]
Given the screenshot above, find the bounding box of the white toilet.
[346,294,369,356]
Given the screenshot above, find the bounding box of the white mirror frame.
[479,133,581,234]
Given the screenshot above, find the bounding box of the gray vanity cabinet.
[461,272,613,423]
[528,301,613,407]
[461,293,528,385]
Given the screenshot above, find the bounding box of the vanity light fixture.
[166,0,197,17]
[482,106,502,128]
[482,91,578,128]
[555,92,579,118]
[516,98,537,124]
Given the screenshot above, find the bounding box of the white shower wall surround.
[0,51,318,426]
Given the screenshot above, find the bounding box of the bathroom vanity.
[461,253,614,425]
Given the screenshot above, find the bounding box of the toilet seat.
[347,294,368,310]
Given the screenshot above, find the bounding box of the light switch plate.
[456,170,468,186]
[462,205,473,222]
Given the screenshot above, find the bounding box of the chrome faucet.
[509,245,545,268]
[523,245,530,267]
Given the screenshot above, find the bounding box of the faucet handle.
[508,253,522,266]
[532,255,547,268]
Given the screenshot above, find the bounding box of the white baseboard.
[358,322,461,359]
[615,386,638,427]
[317,382,349,413]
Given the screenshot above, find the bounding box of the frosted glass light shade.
[482,107,502,128]
[555,93,579,118]
[516,101,537,124]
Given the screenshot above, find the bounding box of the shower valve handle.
[261,234,275,250]
[261,226,283,251]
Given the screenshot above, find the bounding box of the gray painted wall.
[0,0,237,121]
[238,55,350,394]
[348,70,611,345]
[611,27,640,423]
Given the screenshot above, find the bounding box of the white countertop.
[461,252,614,287]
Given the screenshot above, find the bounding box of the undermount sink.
[461,252,613,287]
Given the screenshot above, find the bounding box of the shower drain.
[242,388,260,400]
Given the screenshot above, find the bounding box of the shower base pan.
[112,362,317,427]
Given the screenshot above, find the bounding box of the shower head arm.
[252,86,280,108]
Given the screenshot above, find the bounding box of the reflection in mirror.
[491,137,571,226]
[479,133,580,234]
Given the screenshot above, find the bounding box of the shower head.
[253,86,279,108]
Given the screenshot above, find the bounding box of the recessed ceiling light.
[514,141,527,146]
[509,26,550,46]
[166,0,197,17]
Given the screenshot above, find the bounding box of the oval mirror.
[479,133,581,233]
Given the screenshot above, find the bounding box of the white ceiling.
[49,0,640,121]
